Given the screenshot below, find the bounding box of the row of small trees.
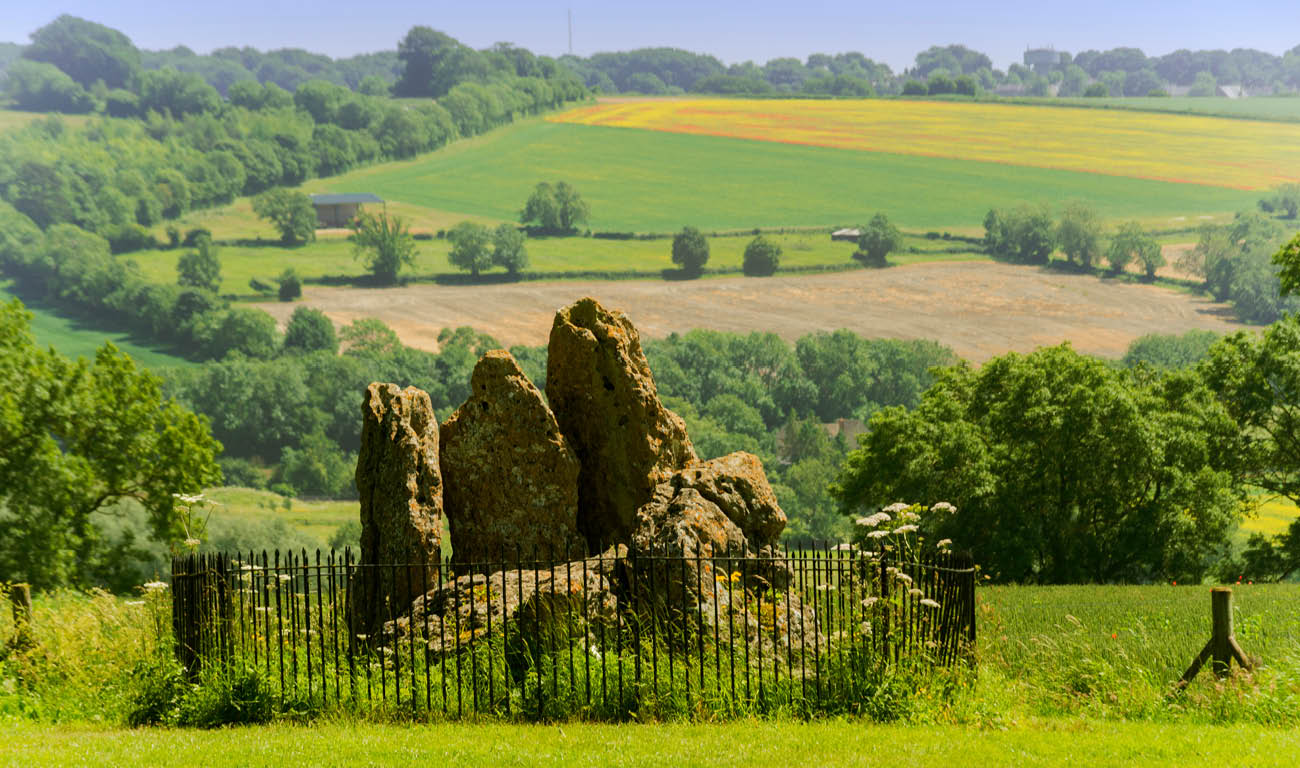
[984,202,1166,276]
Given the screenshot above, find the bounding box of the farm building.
[831,227,862,242]
[309,193,383,228]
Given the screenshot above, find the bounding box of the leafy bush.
[742,235,781,276]
[276,268,302,301]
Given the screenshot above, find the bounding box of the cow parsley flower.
[920,598,941,609]
[931,502,957,515]
[892,524,919,535]
[882,502,911,514]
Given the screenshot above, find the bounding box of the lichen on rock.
[440,349,585,567]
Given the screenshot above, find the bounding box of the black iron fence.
[171,544,975,719]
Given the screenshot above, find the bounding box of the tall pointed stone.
[440,350,585,567]
[546,297,696,547]
[353,382,442,637]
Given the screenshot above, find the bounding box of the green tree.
[983,204,1056,264]
[1199,314,1300,506]
[1263,183,1300,219]
[176,235,221,293]
[2,59,95,113]
[832,344,1243,583]
[23,15,141,90]
[209,308,279,359]
[1275,233,1300,297]
[491,223,529,276]
[283,306,338,355]
[1056,200,1103,268]
[1107,221,1162,277]
[1122,330,1220,370]
[447,220,493,276]
[276,268,302,302]
[252,188,316,246]
[394,26,481,98]
[0,299,221,588]
[520,181,589,233]
[742,235,781,276]
[351,210,416,284]
[854,213,903,268]
[672,226,710,275]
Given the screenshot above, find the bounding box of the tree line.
[982,196,1300,324]
[555,43,1300,99]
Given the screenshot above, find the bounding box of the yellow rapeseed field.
[551,98,1300,190]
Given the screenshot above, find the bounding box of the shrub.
[176,663,275,727]
[671,226,710,275]
[742,235,781,276]
[105,223,157,254]
[276,268,302,301]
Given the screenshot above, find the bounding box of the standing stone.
[353,383,442,638]
[440,350,585,568]
[672,451,787,551]
[546,297,696,547]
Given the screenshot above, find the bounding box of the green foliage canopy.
[351,210,416,284]
[671,226,710,274]
[252,188,316,245]
[833,344,1244,583]
[0,299,222,588]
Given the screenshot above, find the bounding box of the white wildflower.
[862,597,880,608]
[183,538,201,550]
[832,543,855,551]
[172,492,205,505]
[920,598,940,609]
[900,510,921,522]
[125,600,145,606]
[867,530,890,539]
[142,580,169,592]
[589,645,602,661]
[882,502,911,514]
[936,539,953,549]
[892,524,919,535]
[859,621,873,637]
[931,502,956,515]
[278,574,291,583]
[908,588,923,597]
[894,572,913,585]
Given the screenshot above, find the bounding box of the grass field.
[1241,496,1300,538]
[1,283,195,369]
[254,118,1255,235]
[124,231,984,295]
[553,99,1300,190]
[6,720,1300,768]
[1044,95,1300,122]
[203,487,357,550]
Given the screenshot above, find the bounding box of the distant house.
[831,228,862,242]
[309,193,383,228]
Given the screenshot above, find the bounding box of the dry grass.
[253,261,1246,363]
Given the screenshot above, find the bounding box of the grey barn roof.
[309,193,383,205]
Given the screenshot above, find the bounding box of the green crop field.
[1043,95,1300,122]
[295,120,1256,234]
[202,487,358,550]
[1,283,195,369]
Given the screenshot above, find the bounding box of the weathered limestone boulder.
[546,297,696,547]
[353,383,443,637]
[441,350,585,567]
[672,452,786,552]
[386,545,626,654]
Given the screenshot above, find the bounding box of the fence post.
[9,583,33,648]
[1177,587,1253,688]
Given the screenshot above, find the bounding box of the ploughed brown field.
[259,262,1247,362]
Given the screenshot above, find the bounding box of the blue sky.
[4,1,1297,71]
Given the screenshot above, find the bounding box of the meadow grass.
[0,282,196,369]
[254,119,1256,234]
[553,98,1300,190]
[5,719,1300,768]
[123,231,986,295]
[1043,95,1300,123]
[203,487,357,550]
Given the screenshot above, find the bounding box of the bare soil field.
[260,262,1247,362]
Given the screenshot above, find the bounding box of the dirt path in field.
[261,262,1247,362]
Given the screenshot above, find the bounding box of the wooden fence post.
[1177,587,1252,689]
[9,583,33,648]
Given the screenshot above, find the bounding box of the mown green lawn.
[4,719,1298,768]
[299,119,1254,234]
